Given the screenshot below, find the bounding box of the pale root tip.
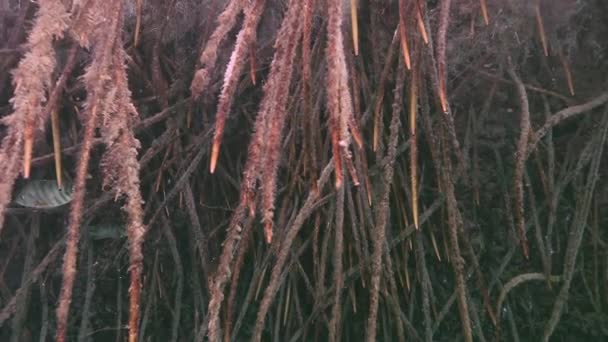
[438,83,449,113]
[440,95,448,113]
[335,176,343,190]
[352,130,363,150]
[23,139,32,179]
[264,223,273,244]
[210,143,220,174]
[481,1,489,26]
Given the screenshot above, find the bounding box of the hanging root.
[535,3,549,57]
[0,0,69,235]
[479,0,489,25]
[372,28,399,152]
[224,217,254,342]
[558,51,575,96]
[103,38,147,342]
[210,0,266,174]
[506,57,531,259]
[350,0,359,56]
[328,185,345,341]
[203,204,248,342]
[326,0,358,189]
[56,1,123,340]
[436,0,452,113]
[440,123,473,342]
[409,55,419,230]
[366,61,405,342]
[190,0,244,100]
[542,107,608,342]
[302,0,318,187]
[398,0,411,70]
[252,162,333,341]
[259,0,303,243]
[415,0,429,44]
[0,1,603,341]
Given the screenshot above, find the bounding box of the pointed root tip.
[352,131,363,150]
[210,143,220,174]
[481,2,489,25]
[250,65,257,85]
[365,182,372,206]
[438,85,449,113]
[23,138,33,178]
[245,194,256,216]
[439,92,448,112]
[311,181,320,196]
[264,222,273,244]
